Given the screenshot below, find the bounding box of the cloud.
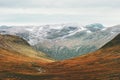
[0,0,120,26]
[0,7,119,15]
[0,0,120,8]
[0,7,119,26]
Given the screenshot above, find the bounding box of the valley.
[0,24,120,80]
[0,23,120,60]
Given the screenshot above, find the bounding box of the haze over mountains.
[0,23,120,60]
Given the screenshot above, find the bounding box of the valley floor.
[0,46,120,80]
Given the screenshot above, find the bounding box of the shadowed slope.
[102,34,120,48]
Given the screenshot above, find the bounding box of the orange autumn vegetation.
[0,34,120,80]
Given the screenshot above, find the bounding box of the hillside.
[0,34,54,61]
[0,48,51,78]
[0,34,55,80]
[0,34,55,79]
[101,33,120,48]
[44,34,120,80]
[0,34,119,80]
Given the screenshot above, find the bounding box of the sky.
[0,0,120,26]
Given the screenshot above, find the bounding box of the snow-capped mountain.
[0,23,120,60]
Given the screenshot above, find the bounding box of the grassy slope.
[0,48,54,80]
[0,34,54,80]
[0,34,54,61]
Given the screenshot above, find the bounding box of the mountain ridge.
[0,34,54,62]
[0,30,120,80]
[0,23,120,60]
[42,33,120,80]
[101,34,120,48]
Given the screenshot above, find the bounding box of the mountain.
[0,34,56,80]
[0,34,54,62]
[43,34,120,80]
[0,23,120,60]
[1,33,119,80]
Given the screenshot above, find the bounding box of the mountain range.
[0,23,120,60]
[0,32,119,80]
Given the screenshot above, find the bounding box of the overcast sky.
[0,0,120,26]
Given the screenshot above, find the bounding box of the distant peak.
[86,23,104,28]
[85,23,105,32]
